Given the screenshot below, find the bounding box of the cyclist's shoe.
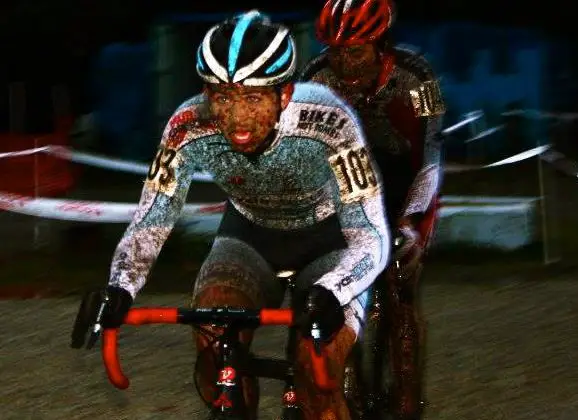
[70,286,133,349]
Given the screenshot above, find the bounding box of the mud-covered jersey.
[299,46,446,243]
[108,82,390,307]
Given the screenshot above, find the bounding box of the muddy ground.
[2,268,578,420]
[1,162,578,419]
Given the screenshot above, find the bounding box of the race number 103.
[329,146,379,203]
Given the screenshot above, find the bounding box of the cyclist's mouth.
[230,131,253,145]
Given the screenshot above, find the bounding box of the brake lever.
[86,292,110,350]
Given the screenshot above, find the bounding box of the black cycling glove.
[70,285,133,349]
[300,285,345,343]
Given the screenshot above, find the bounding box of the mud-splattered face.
[328,44,382,92]
[207,83,293,153]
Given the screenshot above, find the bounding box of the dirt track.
[2,270,578,420]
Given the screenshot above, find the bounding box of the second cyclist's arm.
[397,50,446,235]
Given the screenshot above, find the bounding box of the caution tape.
[0,111,484,182]
[445,145,551,173]
[0,106,575,180]
[502,109,578,121]
[0,145,214,183]
[441,111,483,135]
[0,191,225,223]
[0,141,572,177]
[445,143,578,178]
[0,146,52,159]
[0,189,538,235]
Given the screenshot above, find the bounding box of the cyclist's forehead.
[330,44,374,57]
[209,83,275,96]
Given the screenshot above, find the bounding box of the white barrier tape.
[445,145,552,173]
[439,203,534,217]
[0,110,484,183]
[0,189,538,235]
[464,125,504,143]
[0,142,568,178]
[46,146,215,183]
[0,146,51,159]
[485,144,551,167]
[0,145,214,183]
[0,191,226,223]
[48,146,151,177]
[441,111,483,135]
[440,195,539,204]
[502,109,578,121]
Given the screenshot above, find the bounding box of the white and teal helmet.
[196,10,297,86]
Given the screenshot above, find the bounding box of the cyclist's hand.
[393,222,423,279]
[70,286,133,349]
[300,285,344,343]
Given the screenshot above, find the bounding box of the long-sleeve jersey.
[108,82,390,307]
[299,45,446,245]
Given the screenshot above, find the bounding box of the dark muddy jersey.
[300,46,446,242]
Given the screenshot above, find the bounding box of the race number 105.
[329,146,379,203]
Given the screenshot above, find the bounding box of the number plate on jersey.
[145,146,179,196]
[329,146,379,203]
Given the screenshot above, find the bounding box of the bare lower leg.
[295,325,356,420]
[192,285,259,418]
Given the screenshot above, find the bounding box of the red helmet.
[316,0,395,46]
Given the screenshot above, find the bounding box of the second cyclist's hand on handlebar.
[70,286,133,349]
[299,285,344,347]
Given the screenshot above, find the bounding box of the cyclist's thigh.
[296,251,371,339]
[192,235,284,308]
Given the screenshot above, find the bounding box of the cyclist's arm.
[398,51,446,223]
[314,113,391,307]
[107,109,202,299]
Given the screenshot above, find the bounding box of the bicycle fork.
[212,327,247,418]
[279,271,300,420]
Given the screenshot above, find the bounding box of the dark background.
[2,6,578,419]
[2,0,576,111]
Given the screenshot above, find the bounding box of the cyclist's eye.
[246,95,261,103]
[212,94,229,104]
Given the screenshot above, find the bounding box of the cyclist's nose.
[231,104,247,123]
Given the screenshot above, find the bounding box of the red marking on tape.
[0,193,33,210]
[197,202,226,214]
[56,201,103,216]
